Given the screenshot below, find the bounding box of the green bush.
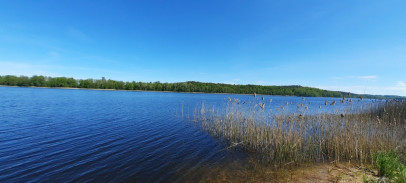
[375,151,406,183]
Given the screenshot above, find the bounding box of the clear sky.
[1,0,405,96]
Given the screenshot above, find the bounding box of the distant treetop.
[0,75,403,100]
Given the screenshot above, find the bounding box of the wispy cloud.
[332,75,378,81]
[397,81,406,87]
[332,76,348,80]
[385,81,406,95]
[358,75,378,80]
[0,61,121,79]
[0,61,51,76]
[318,82,406,97]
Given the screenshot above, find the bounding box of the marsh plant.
[194,97,406,166]
[375,151,406,182]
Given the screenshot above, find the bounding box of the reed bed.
[194,98,406,166]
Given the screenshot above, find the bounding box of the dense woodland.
[0,75,403,99]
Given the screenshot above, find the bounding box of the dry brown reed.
[194,99,406,166]
[259,103,265,110]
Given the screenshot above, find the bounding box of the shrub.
[375,151,406,182]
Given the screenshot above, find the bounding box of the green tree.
[0,74,400,99]
[31,75,46,87]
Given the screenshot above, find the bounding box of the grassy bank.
[194,98,406,167]
[374,151,406,182]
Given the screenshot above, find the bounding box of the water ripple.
[3,87,364,182]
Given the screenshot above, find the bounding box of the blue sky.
[1,0,405,96]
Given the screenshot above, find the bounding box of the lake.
[0,86,373,182]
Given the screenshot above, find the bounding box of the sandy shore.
[188,161,379,183]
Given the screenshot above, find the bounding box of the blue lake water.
[0,86,375,182]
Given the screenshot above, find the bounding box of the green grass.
[375,151,406,183]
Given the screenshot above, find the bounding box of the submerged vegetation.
[0,75,404,99]
[194,96,406,170]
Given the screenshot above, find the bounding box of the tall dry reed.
[194,99,406,166]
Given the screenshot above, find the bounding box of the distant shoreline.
[0,85,260,96]
[0,85,393,101]
[1,75,404,99]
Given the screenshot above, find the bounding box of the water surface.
[0,86,373,182]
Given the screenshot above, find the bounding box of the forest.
[0,75,403,99]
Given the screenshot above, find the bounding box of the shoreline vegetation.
[0,75,404,99]
[193,96,406,182]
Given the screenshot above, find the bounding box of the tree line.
[0,75,402,99]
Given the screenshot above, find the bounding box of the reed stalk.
[194,99,406,166]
